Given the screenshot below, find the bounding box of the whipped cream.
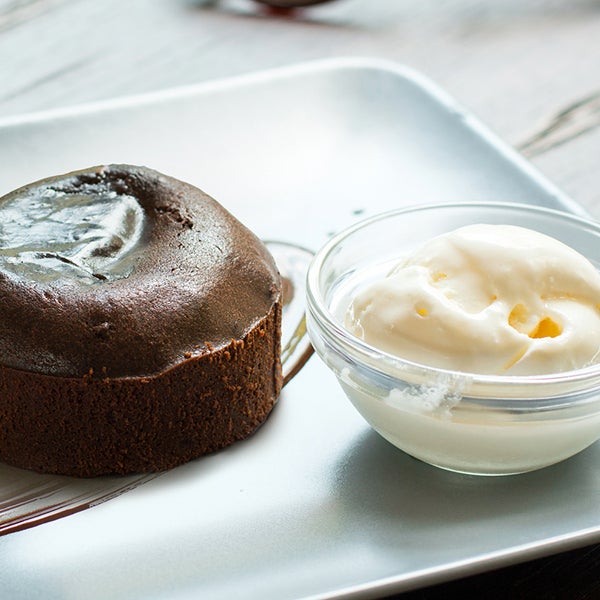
[345,224,600,375]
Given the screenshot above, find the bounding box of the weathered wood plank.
[0,0,66,32]
[1,0,600,215]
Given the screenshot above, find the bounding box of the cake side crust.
[0,300,282,477]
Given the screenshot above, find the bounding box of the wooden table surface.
[1,0,600,598]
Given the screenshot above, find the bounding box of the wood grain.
[1,0,600,214]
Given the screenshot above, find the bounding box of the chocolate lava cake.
[0,165,282,477]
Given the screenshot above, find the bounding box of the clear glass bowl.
[306,202,600,475]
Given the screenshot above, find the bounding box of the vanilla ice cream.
[344,224,600,375]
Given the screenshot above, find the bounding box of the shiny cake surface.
[0,164,281,379]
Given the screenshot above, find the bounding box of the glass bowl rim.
[306,200,600,399]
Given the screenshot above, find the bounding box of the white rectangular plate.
[0,58,598,600]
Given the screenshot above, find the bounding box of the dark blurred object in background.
[252,0,336,7]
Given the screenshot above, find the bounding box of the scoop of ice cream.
[345,224,600,375]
